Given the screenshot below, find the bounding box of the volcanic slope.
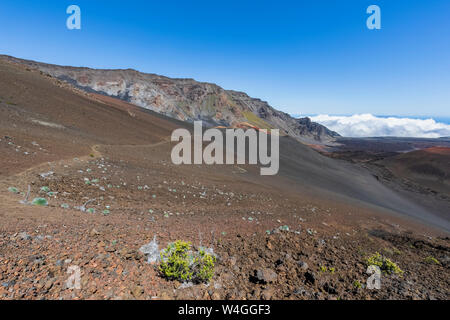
[1,57,448,230]
[0,58,449,300]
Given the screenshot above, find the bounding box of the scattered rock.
[18,232,31,241]
[294,286,308,296]
[253,268,278,284]
[323,282,337,295]
[304,271,316,285]
[297,260,309,270]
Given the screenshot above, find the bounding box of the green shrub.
[193,248,217,282]
[8,187,19,194]
[32,197,48,206]
[319,265,335,274]
[366,252,403,275]
[159,241,194,281]
[159,240,216,283]
[424,256,440,265]
[353,280,362,289]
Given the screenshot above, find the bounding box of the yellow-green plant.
[159,240,193,281]
[193,248,216,283]
[424,256,440,265]
[159,241,216,283]
[366,252,403,275]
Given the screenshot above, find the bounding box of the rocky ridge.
[1,55,339,144]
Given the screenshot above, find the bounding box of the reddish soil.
[423,147,450,155]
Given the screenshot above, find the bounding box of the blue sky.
[1,0,449,118]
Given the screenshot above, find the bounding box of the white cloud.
[309,114,450,138]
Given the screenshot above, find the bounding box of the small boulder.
[304,271,316,285]
[253,268,278,284]
[297,260,309,270]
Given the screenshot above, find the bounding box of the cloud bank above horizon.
[308,114,450,138]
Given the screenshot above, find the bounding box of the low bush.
[424,256,440,265]
[159,240,216,283]
[366,252,403,275]
[353,280,362,289]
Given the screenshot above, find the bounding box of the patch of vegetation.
[353,280,362,289]
[8,187,19,194]
[319,265,335,274]
[424,256,440,265]
[159,240,216,283]
[159,241,193,281]
[366,252,403,275]
[31,197,48,206]
[243,111,274,130]
[192,248,216,283]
